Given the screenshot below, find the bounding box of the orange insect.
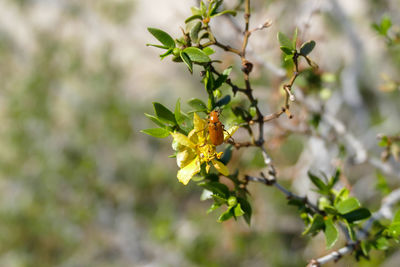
[208,110,224,146]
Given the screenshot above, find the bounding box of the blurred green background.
[0,0,399,266]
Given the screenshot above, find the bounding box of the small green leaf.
[234,203,245,217]
[180,51,193,73]
[300,40,316,56]
[144,113,166,128]
[375,237,389,250]
[191,6,202,16]
[280,46,294,55]
[188,98,207,112]
[344,220,357,241]
[220,145,233,165]
[207,203,221,213]
[341,208,371,223]
[376,171,390,195]
[190,21,202,43]
[160,48,173,59]
[393,209,400,223]
[146,43,169,49]
[237,197,252,225]
[214,66,232,89]
[308,172,328,192]
[202,47,215,56]
[334,187,349,206]
[174,98,184,125]
[378,136,389,147]
[324,217,338,249]
[292,27,298,48]
[218,208,234,222]
[284,54,293,62]
[380,15,392,35]
[216,95,231,107]
[183,47,211,63]
[278,32,294,50]
[153,102,177,125]
[198,181,230,199]
[303,214,325,235]
[386,222,400,238]
[210,10,237,18]
[335,197,361,214]
[147,27,175,48]
[185,14,203,23]
[360,240,371,256]
[140,128,170,138]
[328,169,340,189]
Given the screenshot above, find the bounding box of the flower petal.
[212,159,229,176]
[224,125,239,141]
[177,157,201,185]
[176,149,195,168]
[171,132,195,149]
[193,113,207,133]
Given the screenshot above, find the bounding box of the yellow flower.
[171,113,238,185]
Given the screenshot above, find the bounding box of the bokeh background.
[0,0,399,266]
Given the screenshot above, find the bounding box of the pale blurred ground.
[0,0,399,266]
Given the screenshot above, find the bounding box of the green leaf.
[147,28,175,48]
[146,43,169,49]
[328,169,340,189]
[234,203,245,217]
[218,208,234,222]
[380,15,392,35]
[191,6,202,16]
[303,214,325,235]
[280,46,294,55]
[190,21,202,43]
[188,98,207,112]
[375,237,389,250]
[378,136,389,147]
[376,171,390,195]
[308,172,328,192]
[202,47,215,56]
[220,145,233,165]
[386,222,400,238]
[360,240,372,256]
[237,197,252,225]
[278,32,294,50]
[210,0,223,16]
[180,51,193,73]
[299,40,316,56]
[341,208,371,223]
[183,47,211,63]
[174,98,184,125]
[198,181,230,199]
[214,66,232,89]
[140,128,170,138]
[284,54,293,62]
[335,197,361,214]
[324,218,338,249]
[216,95,231,107]
[393,209,400,223]
[334,188,349,206]
[200,1,206,17]
[344,220,357,241]
[153,102,177,125]
[292,27,298,48]
[210,10,237,18]
[207,203,221,213]
[144,113,166,128]
[160,48,173,59]
[185,14,203,23]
